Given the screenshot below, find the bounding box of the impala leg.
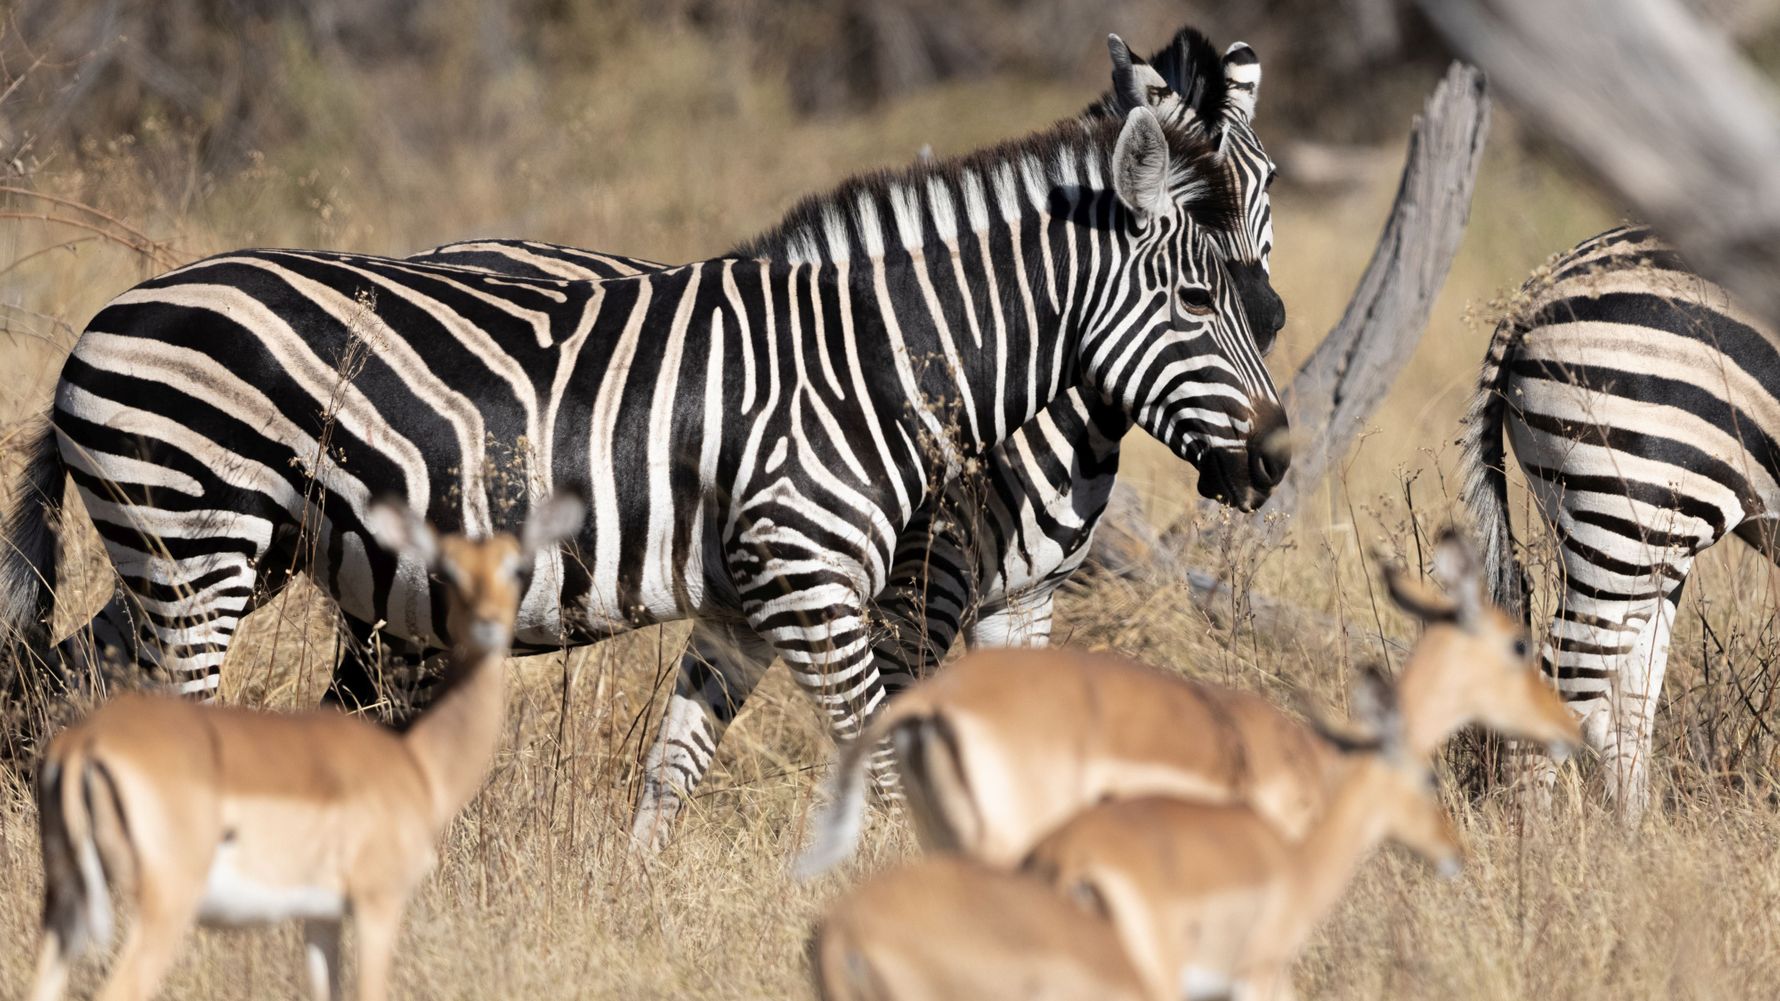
[350,897,406,1001]
[303,920,344,1001]
[630,621,776,852]
[93,885,200,1001]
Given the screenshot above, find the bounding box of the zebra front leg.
[630,620,776,852]
[966,590,1056,649]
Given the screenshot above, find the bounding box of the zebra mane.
[1081,27,1231,133]
[733,112,1238,266]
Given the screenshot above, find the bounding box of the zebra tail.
[793,697,927,881]
[3,417,65,664]
[1458,312,1529,620]
[35,749,114,967]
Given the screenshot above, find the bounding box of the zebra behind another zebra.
[1462,224,1780,818]
[407,27,1285,848]
[1,44,1289,841]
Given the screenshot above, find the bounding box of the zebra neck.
[732,134,1150,456]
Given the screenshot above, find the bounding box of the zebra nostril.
[1250,419,1292,490]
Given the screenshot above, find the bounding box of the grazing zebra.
[1,45,1289,830]
[407,27,1285,847]
[1461,224,1780,818]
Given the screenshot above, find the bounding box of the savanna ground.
[5,16,1780,1001]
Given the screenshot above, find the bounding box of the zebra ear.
[1108,33,1194,128]
[1222,42,1262,124]
[1113,106,1171,222]
[364,499,439,569]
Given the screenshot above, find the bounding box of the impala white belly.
[198,843,345,926]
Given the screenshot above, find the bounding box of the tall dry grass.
[4,25,1780,1001]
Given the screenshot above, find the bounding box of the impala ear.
[521,489,586,560]
[1383,558,1459,622]
[1428,527,1485,627]
[364,499,438,569]
[1113,106,1171,222]
[1222,42,1262,123]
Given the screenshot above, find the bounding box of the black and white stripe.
[2,53,1286,835]
[403,28,1289,846]
[1461,224,1780,817]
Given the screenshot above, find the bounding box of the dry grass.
[5,29,1780,1001]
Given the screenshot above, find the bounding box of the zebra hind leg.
[630,620,776,853]
[101,540,266,699]
[1515,543,1697,821]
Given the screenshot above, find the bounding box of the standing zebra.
[406,27,1285,847]
[1461,224,1780,818]
[1,44,1288,829]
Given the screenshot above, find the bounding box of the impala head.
[1318,665,1464,877]
[1087,34,1290,512]
[1385,529,1582,758]
[365,491,585,655]
[1088,27,1284,351]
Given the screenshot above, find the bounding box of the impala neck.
[403,644,508,831]
[1276,760,1394,951]
[1396,641,1460,758]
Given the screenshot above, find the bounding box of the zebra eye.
[1178,287,1215,316]
[1265,166,1279,190]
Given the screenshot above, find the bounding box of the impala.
[26,492,582,1001]
[1022,666,1459,1001]
[796,529,1579,875]
[813,855,1158,1001]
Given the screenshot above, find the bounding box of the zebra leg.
[30,584,145,696]
[871,509,977,693]
[742,576,900,800]
[97,543,264,697]
[1515,543,1697,820]
[966,590,1056,649]
[323,615,438,725]
[630,620,775,852]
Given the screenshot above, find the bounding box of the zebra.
[403,27,1285,847]
[1,41,1290,837]
[1461,224,1780,818]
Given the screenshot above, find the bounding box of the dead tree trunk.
[1417,0,1780,336]
[1254,62,1489,530]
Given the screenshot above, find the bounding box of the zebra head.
[1086,36,1290,512]
[1089,28,1285,353]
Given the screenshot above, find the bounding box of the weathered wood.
[1418,0,1780,336]
[1256,61,1490,527]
